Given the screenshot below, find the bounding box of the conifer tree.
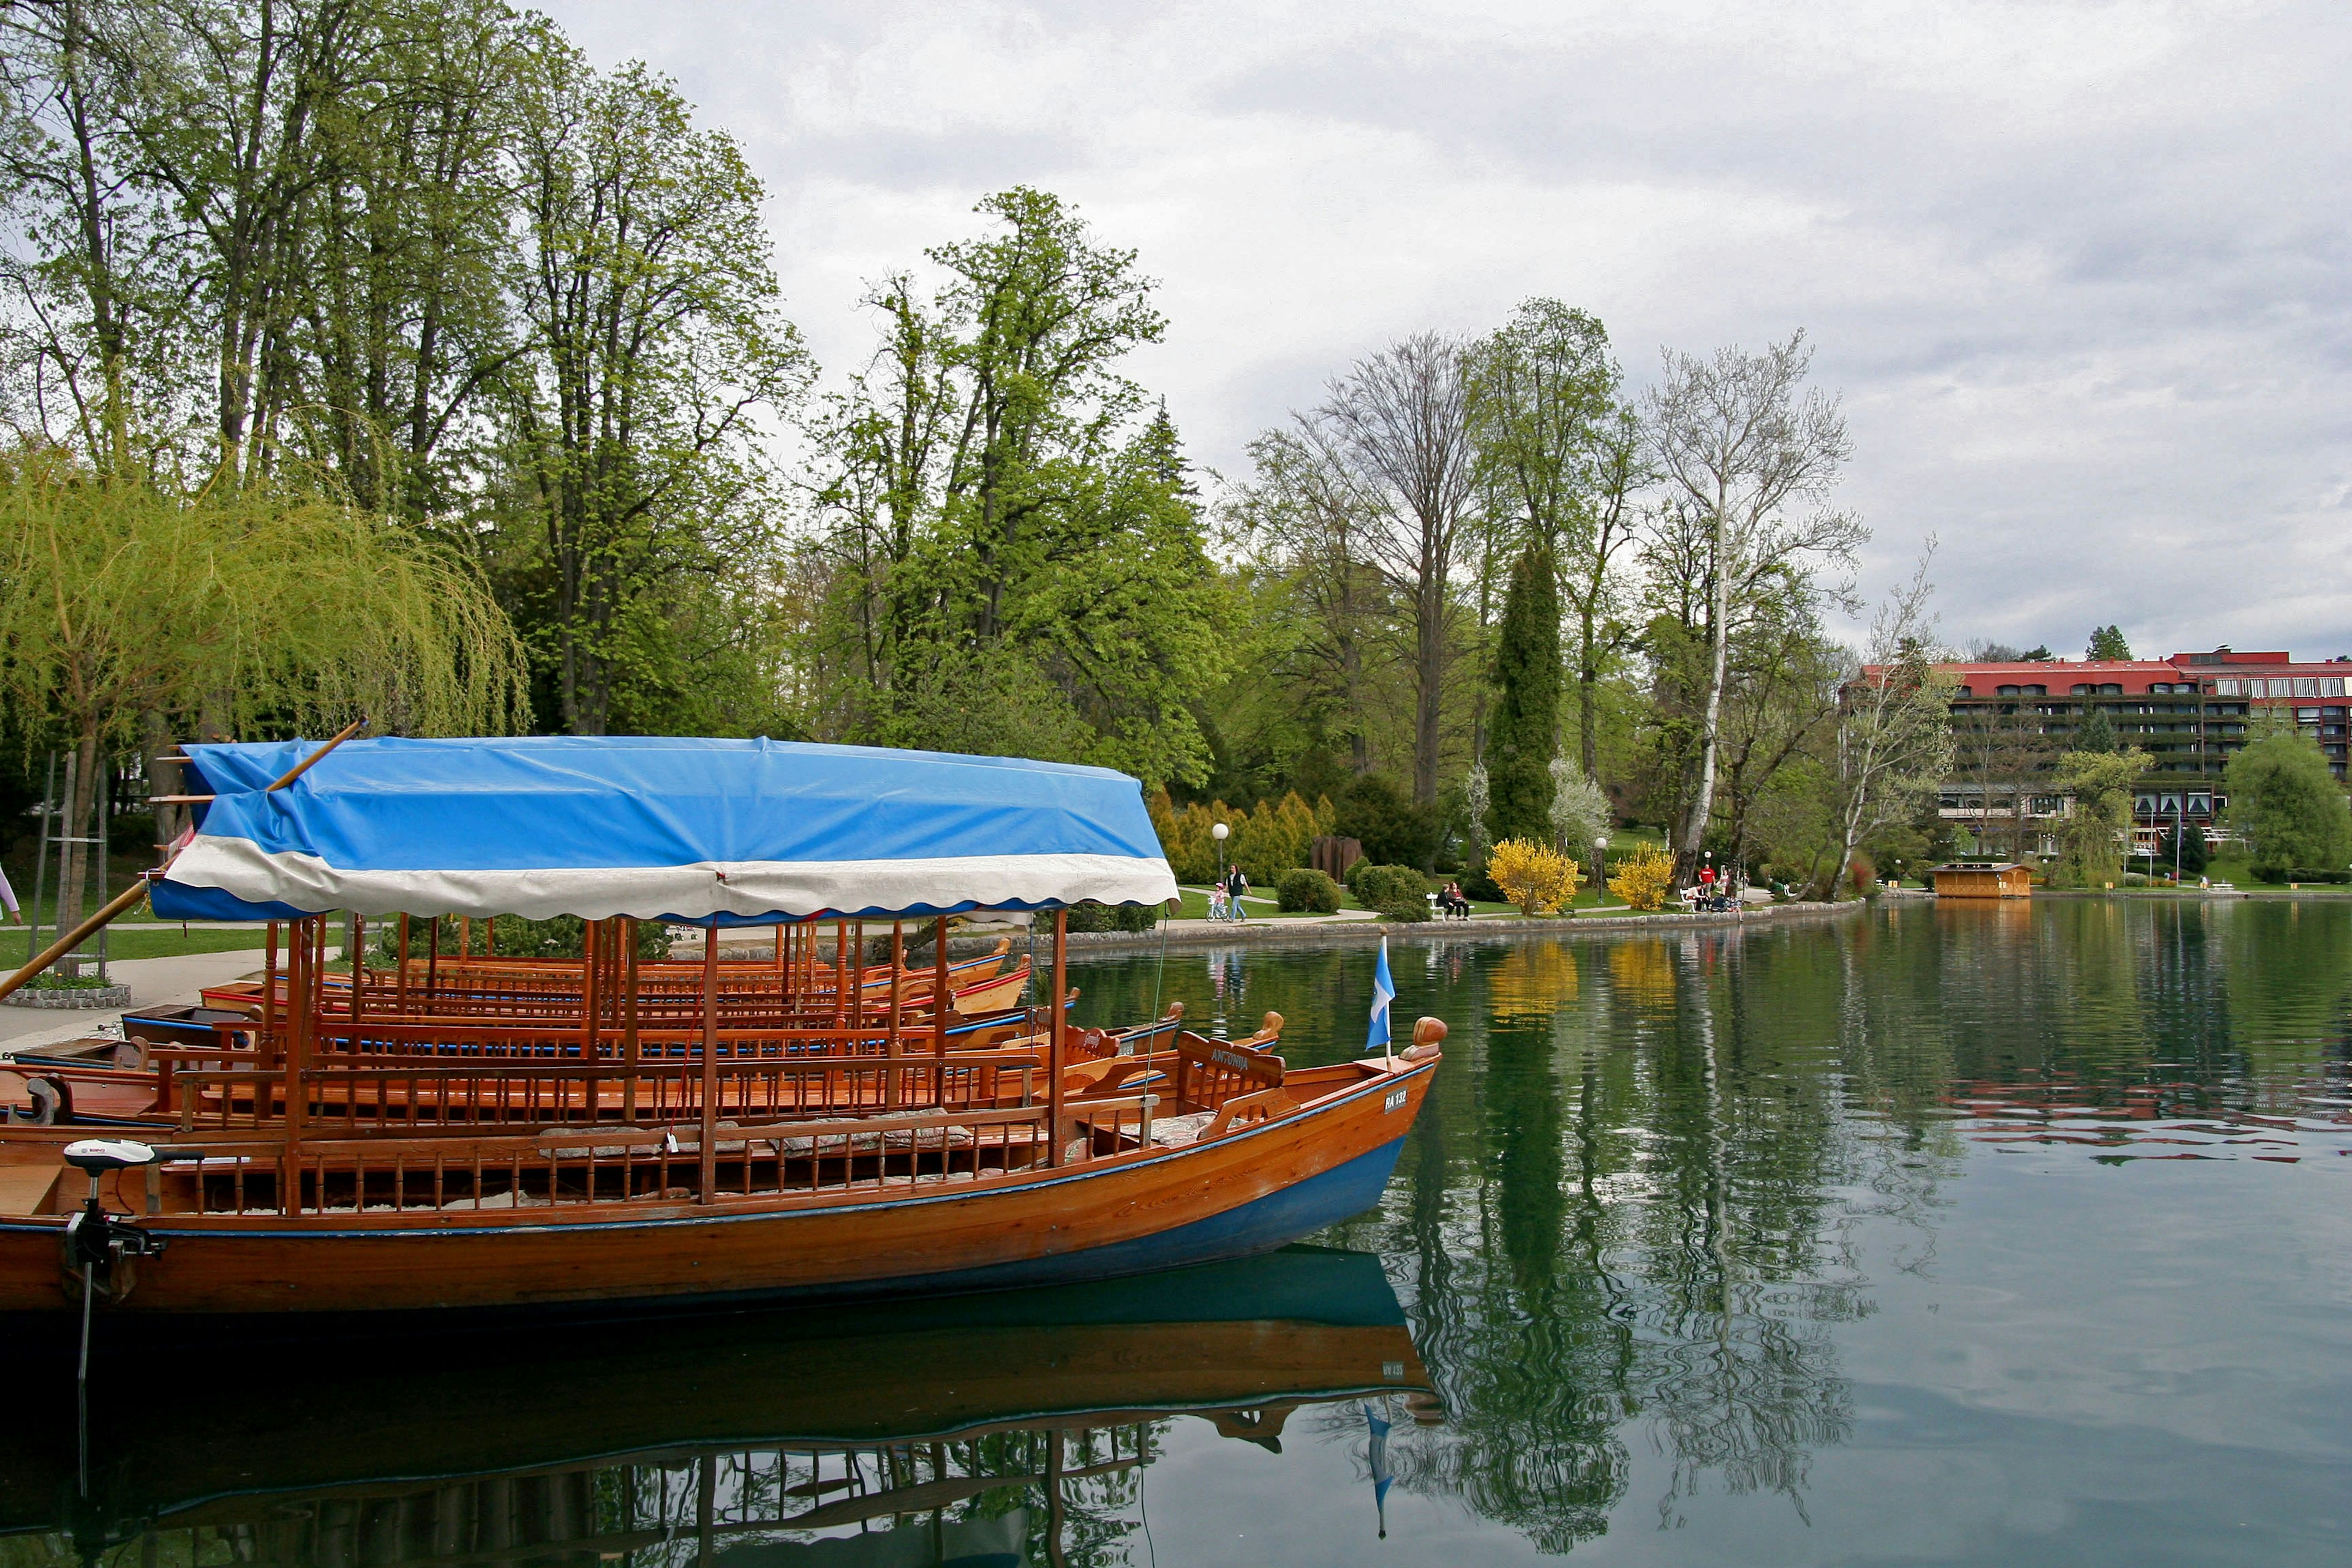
[1485,537,1561,845]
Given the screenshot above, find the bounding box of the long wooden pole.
[698,929,719,1202]
[0,876,147,1003]
[266,717,368,792]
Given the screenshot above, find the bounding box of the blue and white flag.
[1368,935,1395,1054]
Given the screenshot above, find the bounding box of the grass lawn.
[1172,888,1341,921]
[3,923,271,964]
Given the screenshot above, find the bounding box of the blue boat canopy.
[152,736,1178,925]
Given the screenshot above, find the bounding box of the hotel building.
[1926,647,2350,854]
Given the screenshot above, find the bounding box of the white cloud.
[540,0,2352,658]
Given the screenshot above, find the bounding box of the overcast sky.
[540,0,2350,660]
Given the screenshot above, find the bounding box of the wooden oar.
[0,878,151,1003]
[0,719,369,1000]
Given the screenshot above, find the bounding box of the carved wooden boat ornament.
[0,736,1444,1316]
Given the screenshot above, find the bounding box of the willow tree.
[0,450,529,930]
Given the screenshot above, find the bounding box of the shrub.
[1607,843,1676,911]
[1063,901,1163,933]
[1487,837,1581,916]
[2255,867,2351,885]
[1276,868,1343,913]
[1377,897,1432,922]
[1347,862,1428,911]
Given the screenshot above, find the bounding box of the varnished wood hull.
[0,1057,1433,1316]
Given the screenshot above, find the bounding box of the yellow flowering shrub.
[1607,843,1676,911]
[1488,837,1581,916]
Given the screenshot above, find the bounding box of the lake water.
[17,900,2351,1566]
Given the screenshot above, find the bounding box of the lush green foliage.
[1485,538,1560,844]
[2086,625,2132,660]
[1147,788,1333,885]
[2226,734,2352,879]
[2052,747,2149,888]
[1275,868,1343,913]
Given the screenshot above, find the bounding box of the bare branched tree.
[1833,545,1956,897]
[1648,332,1861,878]
[1316,332,1479,805]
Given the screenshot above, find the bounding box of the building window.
[2098,683,2120,694]
[2070,684,2093,695]
[2327,679,2348,697]
[2215,679,2245,695]
[1996,685,2020,696]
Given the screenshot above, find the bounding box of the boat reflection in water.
[5,1245,1436,1568]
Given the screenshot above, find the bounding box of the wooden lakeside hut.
[0,734,1445,1317]
[1931,861,2034,899]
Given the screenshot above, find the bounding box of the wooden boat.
[0,735,1444,1317]
[1,1245,1438,1553]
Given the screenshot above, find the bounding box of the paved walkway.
[0,948,270,1055]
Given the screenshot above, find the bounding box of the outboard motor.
[60,1139,163,1501]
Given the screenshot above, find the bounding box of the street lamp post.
[1212,820,1229,890]
[1593,834,1609,908]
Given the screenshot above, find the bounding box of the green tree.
[1485,537,1560,845]
[2073,703,2117,753]
[809,190,1229,783]
[0,451,527,938]
[495,48,809,736]
[1646,334,1863,880]
[2224,733,2352,876]
[2053,747,2148,888]
[1468,299,1634,782]
[2161,821,2208,877]
[2086,624,2132,660]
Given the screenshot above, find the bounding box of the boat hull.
[0,1058,1433,1316]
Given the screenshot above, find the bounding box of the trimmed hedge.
[2257,867,2352,884]
[1063,901,1164,933]
[1377,897,1433,922]
[1276,868,1343,913]
[1346,862,1429,911]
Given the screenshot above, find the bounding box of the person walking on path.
[1227,866,1250,922]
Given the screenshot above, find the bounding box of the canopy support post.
[396,914,410,1013]
[932,918,948,1106]
[260,920,279,1066]
[698,930,718,1204]
[623,918,641,1121]
[1049,908,1068,1167]
[885,921,903,1110]
[282,916,312,1214]
[581,916,599,1060]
